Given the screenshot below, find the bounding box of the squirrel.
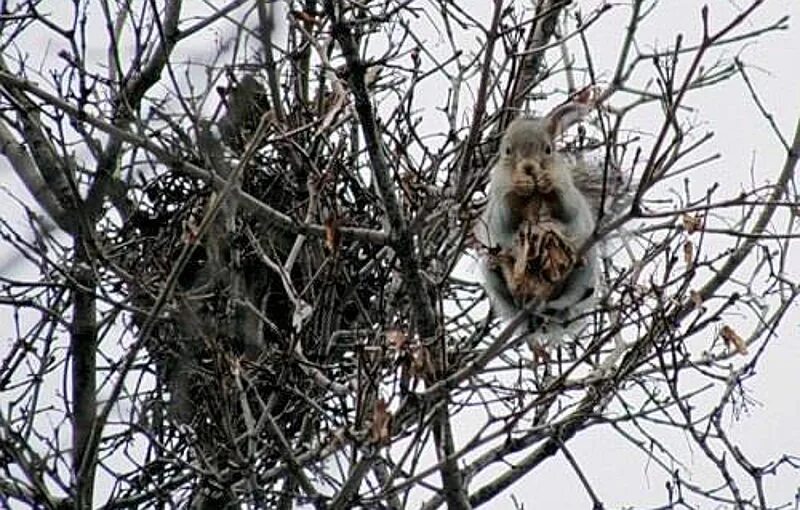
[475,93,598,336]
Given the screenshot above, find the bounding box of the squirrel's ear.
[546,87,594,138]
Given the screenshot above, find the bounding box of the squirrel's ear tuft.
[546,88,594,138]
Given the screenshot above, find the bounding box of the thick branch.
[504,0,569,125]
[84,0,183,220]
[0,118,68,230]
[70,241,97,508]
[0,58,78,232]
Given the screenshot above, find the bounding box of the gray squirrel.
[475,93,598,337]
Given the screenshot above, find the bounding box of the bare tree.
[0,1,798,509]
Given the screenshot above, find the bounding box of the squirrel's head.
[500,117,556,180]
[500,89,594,174]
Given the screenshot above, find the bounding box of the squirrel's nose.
[521,161,537,175]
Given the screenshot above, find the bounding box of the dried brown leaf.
[324,215,340,253]
[530,341,550,365]
[690,289,704,310]
[683,241,694,265]
[575,85,594,105]
[369,398,392,445]
[410,345,435,383]
[410,47,421,67]
[290,9,318,25]
[505,222,576,303]
[540,231,574,282]
[683,214,703,234]
[720,325,748,355]
[330,427,347,449]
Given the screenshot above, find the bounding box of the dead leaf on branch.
[720,325,748,355]
[324,215,340,253]
[290,9,319,25]
[369,398,393,445]
[689,289,704,311]
[538,229,575,282]
[328,427,347,452]
[683,213,704,234]
[530,340,550,365]
[410,344,435,384]
[683,241,694,265]
[386,328,415,391]
[501,221,576,303]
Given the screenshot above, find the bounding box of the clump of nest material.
[498,220,577,303]
[489,192,583,306]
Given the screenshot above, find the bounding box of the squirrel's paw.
[535,167,556,195]
[511,172,536,195]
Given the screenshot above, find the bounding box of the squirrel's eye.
[504,146,512,156]
[544,144,552,155]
